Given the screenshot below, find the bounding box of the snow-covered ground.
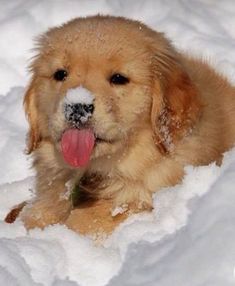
[0,1,235,285]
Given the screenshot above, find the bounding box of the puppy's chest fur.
[78,133,159,201]
[81,156,126,199]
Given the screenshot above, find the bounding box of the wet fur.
[9,16,235,232]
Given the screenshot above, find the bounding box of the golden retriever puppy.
[5,15,235,234]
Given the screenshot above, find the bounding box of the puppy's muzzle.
[64,103,94,125]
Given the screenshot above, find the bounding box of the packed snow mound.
[1,1,235,286]
[0,151,235,286]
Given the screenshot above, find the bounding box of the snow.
[1,1,235,286]
[111,204,129,217]
[64,87,94,124]
[65,87,94,105]
[109,152,235,286]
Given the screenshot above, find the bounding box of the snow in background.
[0,0,235,285]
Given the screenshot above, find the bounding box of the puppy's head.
[24,16,201,167]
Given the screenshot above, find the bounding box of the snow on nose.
[64,86,94,105]
[64,86,94,125]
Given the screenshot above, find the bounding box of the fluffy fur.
[6,15,235,234]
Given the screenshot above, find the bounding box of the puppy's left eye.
[53,69,68,81]
[109,73,129,85]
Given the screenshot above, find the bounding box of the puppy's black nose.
[64,103,94,125]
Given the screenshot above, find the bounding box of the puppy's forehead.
[40,17,151,63]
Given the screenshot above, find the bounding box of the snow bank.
[0,87,34,185]
[1,1,235,285]
[1,151,235,286]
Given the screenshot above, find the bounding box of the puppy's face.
[25,16,201,165]
[47,31,151,142]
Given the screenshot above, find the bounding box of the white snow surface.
[65,87,94,105]
[0,1,235,285]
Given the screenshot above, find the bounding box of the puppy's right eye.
[53,69,68,81]
[109,73,129,85]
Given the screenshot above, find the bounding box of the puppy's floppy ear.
[24,78,41,154]
[150,43,201,154]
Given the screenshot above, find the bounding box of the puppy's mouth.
[60,127,114,168]
[95,135,114,145]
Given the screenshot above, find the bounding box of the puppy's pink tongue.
[61,129,95,168]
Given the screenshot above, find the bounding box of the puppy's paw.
[20,206,50,229]
[112,190,153,216]
[136,199,153,211]
[20,198,72,230]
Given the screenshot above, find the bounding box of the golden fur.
[6,15,235,234]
